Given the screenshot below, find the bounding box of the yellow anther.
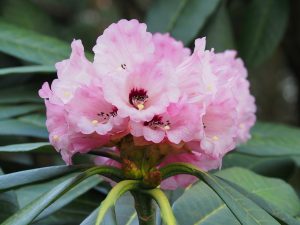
[239,123,245,129]
[63,91,71,97]
[207,84,213,92]
[137,103,144,110]
[52,135,59,142]
[212,135,219,141]
[91,120,98,125]
[164,125,171,130]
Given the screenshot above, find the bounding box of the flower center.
[95,107,118,124]
[129,88,148,110]
[144,115,171,130]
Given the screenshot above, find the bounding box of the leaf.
[0,85,42,104]
[218,168,300,217]
[146,0,221,44]
[173,168,300,225]
[33,176,101,221]
[95,180,140,225]
[2,166,124,225]
[0,169,19,223]
[18,114,46,128]
[219,177,300,225]
[0,142,52,153]
[238,0,289,68]
[0,65,55,76]
[173,182,239,225]
[238,122,300,157]
[0,105,43,120]
[0,119,48,138]
[0,20,70,64]
[201,2,235,52]
[0,165,84,192]
[223,152,296,179]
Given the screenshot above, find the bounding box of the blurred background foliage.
[0,0,300,224]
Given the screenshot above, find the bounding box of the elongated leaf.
[218,168,300,216]
[0,105,43,120]
[0,169,19,223]
[36,193,99,225]
[173,166,300,224]
[238,122,300,157]
[35,176,101,221]
[201,2,235,51]
[223,152,295,179]
[164,163,279,225]
[0,142,52,153]
[173,182,239,225]
[2,166,122,225]
[0,165,84,191]
[0,85,42,104]
[219,177,300,225]
[0,20,69,64]
[146,0,221,44]
[18,114,46,128]
[0,65,55,76]
[0,119,48,138]
[238,0,289,68]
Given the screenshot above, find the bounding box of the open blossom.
[40,19,256,189]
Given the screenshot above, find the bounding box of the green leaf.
[173,181,239,224]
[0,65,55,76]
[0,119,48,138]
[223,152,296,179]
[201,2,235,52]
[34,176,101,221]
[0,142,52,153]
[238,0,289,68]
[18,114,46,128]
[95,180,141,225]
[2,166,123,225]
[238,122,300,157]
[218,168,300,216]
[0,169,19,223]
[0,85,42,104]
[0,20,70,64]
[219,177,300,225]
[0,165,84,192]
[172,165,300,224]
[0,105,43,120]
[163,164,280,224]
[146,0,221,44]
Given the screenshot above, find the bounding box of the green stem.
[142,189,177,225]
[96,180,141,225]
[131,191,156,225]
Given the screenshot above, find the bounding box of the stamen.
[96,108,118,124]
[144,115,171,131]
[52,135,59,142]
[129,88,148,110]
[91,120,98,125]
[212,136,219,141]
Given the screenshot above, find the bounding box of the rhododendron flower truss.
[40,19,256,195]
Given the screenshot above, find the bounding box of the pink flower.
[93,19,154,75]
[152,33,190,66]
[44,100,109,165]
[67,85,128,136]
[130,99,202,144]
[40,39,96,105]
[40,19,256,188]
[102,60,180,122]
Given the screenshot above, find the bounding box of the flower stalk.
[132,191,156,225]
